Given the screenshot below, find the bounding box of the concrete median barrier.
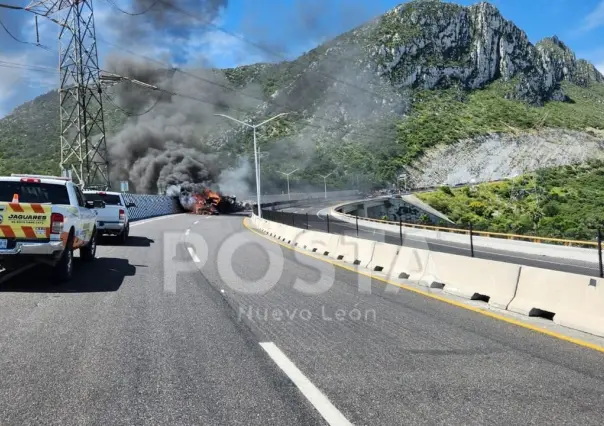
[367,243,400,274]
[282,227,303,245]
[395,247,434,285]
[422,252,521,309]
[508,267,604,337]
[324,234,340,258]
[333,235,375,266]
[295,230,319,251]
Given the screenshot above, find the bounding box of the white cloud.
[582,0,604,32]
[578,46,604,75]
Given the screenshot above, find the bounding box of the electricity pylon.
[26,0,110,188]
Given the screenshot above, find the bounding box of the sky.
[0,0,603,118]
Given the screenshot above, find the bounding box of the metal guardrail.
[332,202,599,248]
[260,207,604,278]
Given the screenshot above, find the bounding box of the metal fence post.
[327,214,330,233]
[469,222,475,258]
[598,228,603,278]
[356,215,359,237]
[399,218,403,246]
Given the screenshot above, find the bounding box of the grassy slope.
[416,160,604,240]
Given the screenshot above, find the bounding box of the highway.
[266,199,603,277]
[0,212,603,424]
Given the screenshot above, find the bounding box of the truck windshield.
[84,193,122,205]
[0,181,70,204]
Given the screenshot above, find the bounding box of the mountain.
[0,0,603,192]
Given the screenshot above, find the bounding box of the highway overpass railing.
[260,207,604,278]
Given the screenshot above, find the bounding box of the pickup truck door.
[73,186,96,246]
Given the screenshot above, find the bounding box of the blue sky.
[0,0,603,117]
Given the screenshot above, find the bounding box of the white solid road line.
[187,247,201,263]
[259,342,352,426]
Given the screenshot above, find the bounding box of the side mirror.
[127,202,136,208]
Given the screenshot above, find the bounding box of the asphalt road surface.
[265,200,603,277]
[0,213,603,425]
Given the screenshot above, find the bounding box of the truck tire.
[80,229,97,262]
[54,233,74,283]
[118,225,129,244]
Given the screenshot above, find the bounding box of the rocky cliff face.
[370,1,603,105]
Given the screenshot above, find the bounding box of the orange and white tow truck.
[0,174,100,282]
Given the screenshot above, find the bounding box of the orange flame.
[191,188,222,215]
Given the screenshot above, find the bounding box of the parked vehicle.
[0,174,100,282]
[83,191,134,244]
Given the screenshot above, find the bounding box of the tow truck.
[0,174,100,282]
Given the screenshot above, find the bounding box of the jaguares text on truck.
[0,174,101,282]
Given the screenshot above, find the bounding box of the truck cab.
[83,190,134,244]
[0,174,99,282]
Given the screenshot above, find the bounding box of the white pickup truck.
[83,190,134,243]
[0,174,99,282]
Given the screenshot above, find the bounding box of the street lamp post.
[278,168,300,200]
[214,113,288,218]
[257,151,269,199]
[320,172,334,199]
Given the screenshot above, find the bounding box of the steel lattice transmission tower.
[26,0,110,189]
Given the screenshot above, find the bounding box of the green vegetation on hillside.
[397,80,604,162]
[304,80,604,184]
[416,160,604,241]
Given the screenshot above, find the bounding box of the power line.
[0,60,57,74]
[99,69,258,115]
[109,0,389,102]
[7,36,395,146]
[0,17,52,51]
[102,91,162,117]
[101,0,159,16]
[95,36,396,141]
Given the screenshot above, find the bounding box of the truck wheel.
[119,226,129,244]
[80,229,97,262]
[54,234,74,282]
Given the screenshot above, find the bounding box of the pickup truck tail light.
[50,213,64,234]
[119,209,125,222]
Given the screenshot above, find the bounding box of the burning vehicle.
[175,184,247,215]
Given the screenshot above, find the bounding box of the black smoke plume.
[105,53,259,195]
[112,0,228,44]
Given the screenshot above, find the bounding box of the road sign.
[120,181,129,192]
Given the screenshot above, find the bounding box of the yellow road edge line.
[242,217,604,354]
